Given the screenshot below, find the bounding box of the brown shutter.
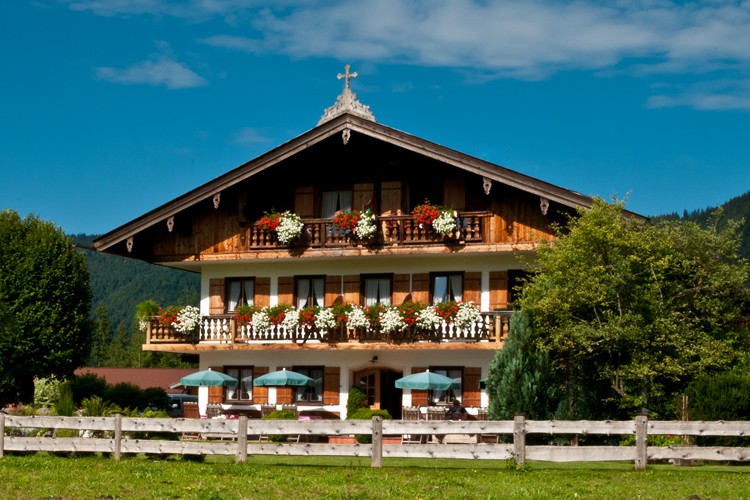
[325,275,341,306]
[208,366,224,403]
[353,183,374,212]
[277,276,294,306]
[411,273,429,304]
[410,367,429,407]
[462,367,482,408]
[294,186,314,218]
[209,278,225,314]
[276,387,293,405]
[323,367,340,405]
[463,272,481,305]
[252,366,269,404]
[443,178,465,211]
[393,274,411,304]
[343,275,360,305]
[380,181,402,214]
[255,277,271,308]
[489,271,509,310]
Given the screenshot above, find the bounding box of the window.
[224,366,253,402]
[295,276,325,308]
[293,366,324,403]
[362,275,392,306]
[428,367,463,405]
[226,278,254,312]
[321,190,352,218]
[431,272,463,304]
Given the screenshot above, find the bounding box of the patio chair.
[280,404,301,443]
[426,407,446,443]
[476,407,499,443]
[181,402,201,440]
[401,406,426,444]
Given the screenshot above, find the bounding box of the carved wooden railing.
[146,311,512,346]
[242,211,490,250]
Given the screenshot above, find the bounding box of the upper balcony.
[144,311,512,351]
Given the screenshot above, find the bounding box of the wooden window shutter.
[392,274,411,305]
[277,276,294,306]
[343,275,360,305]
[380,181,402,214]
[323,367,340,405]
[208,366,224,403]
[410,367,428,407]
[255,277,271,308]
[463,272,482,305]
[209,278,225,314]
[411,273,429,304]
[253,367,269,404]
[462,367,482,408]
[294,186,314,218]
[276,387,293,405]
[325,275,341,306]
[489,271,509,310]
[443,178,466,211]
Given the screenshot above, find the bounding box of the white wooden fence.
[2,413,748,470]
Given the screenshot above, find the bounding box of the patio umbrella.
[252,368,314,387]
[394,370,458,390]
[179,369,238,387]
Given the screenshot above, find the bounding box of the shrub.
[106,382,142,411]
[348,408,392,443]
[34,376,64,408]
[263,409,297,442]
[53,382,75,417]
[684,371,750,446]
[347,385,368,416]
[70,373,108,405]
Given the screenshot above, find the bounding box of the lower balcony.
[145,311,512,350]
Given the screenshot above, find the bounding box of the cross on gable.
[337,64,358,90]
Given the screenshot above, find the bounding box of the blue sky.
[2,1,749,235]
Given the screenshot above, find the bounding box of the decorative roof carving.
[318,65,376,125]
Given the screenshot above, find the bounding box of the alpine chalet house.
[94,67,599,420]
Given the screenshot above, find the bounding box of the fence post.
[0,412,5,459]
[114,413,122,461]
[635,414,648,471]
[371,416,383,468]
[236,416,248,463]
[513,415,526,467]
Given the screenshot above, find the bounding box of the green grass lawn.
[1,453,748,499]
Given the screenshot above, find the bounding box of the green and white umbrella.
[252,368,314,387]
[179,369,238,387]
[394,370,458,391]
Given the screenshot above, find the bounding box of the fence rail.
[2,414,748,469]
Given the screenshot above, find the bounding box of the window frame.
[430,272,464,304]
[222,366,253,403]
[225,277,255,313]
[292,365,325,404]
[361,273,393,306]
[427,366,463,405]
[294,275,326,309]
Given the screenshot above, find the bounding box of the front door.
[353,368,403,419]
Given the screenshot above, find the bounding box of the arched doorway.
[353,368,403,419]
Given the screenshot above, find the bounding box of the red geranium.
[434,300,459,323]
[412,200,441,226]
[333,210,361,232]
[258,211,281,232]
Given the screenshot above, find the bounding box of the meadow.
[1,453,749,499]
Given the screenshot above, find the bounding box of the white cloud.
[94,59,207,89]
[233,127,270,145]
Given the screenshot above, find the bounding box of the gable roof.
[94,111,631,252]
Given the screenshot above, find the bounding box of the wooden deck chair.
[181,402,201,440]
[401,407,426,444]
[475,408,499,443]
[426,407,446,443]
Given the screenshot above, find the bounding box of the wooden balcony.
[242,211,490,250]
[145,311,512,350]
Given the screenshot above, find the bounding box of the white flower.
[454,302,482,330]
[380,307,406,334]
[173,305,201,333]
[276,211,304,245]
[252,310,271,332]
[354,210,377,240]
[314,307,337,331]
[347,306,370,329]
[416,307,443,330]
[281,307,299,331]
[433,210,458,236]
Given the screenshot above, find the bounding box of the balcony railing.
[242,211,491,250]
[146,311,512,346]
